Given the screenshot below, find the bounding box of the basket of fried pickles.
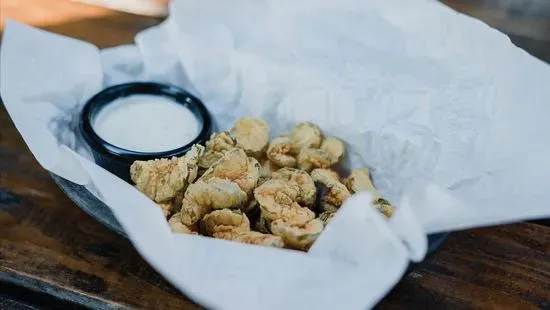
[130,117,394,251]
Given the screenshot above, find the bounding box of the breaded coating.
[200,209,250,236]
[199,131,238,169]
[345,168,396,218]
[311,169,351,212]
[310,168,340,183]
[168,212,198,235]
[373,198,395,218]
[261,157,281,174]
[241,157,263,194]
[270,218,324,251]
[206,131,238,152]
[156,190,185,218]
[266,137,296,168]
[157,201,174,218]
[130,145,204,202]
[202,210,284,248]
[318,211,336,226]
[183,144,204,183]
[287,122,322,155]
[199,148,260,195]
[254,179,315,224]
[213,231,284,248]
[344,168,382,200]
[198,151,225,169]
[296,148,331,172]
[180,178,248,226]
[271,168,316,208]
[320,137,345,165]
[231,117,270,159]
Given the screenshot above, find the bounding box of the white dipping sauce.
[93,95,200,152]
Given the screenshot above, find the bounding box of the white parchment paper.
[2,0,550,309]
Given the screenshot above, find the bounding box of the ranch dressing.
[93,95,200,152]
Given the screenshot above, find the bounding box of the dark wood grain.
[378,223,550,309]
[0,0,162,47]
[1,0,549,309]
[0,293,40,310]
[1,101,200,309]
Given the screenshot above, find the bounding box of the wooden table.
[1,0,549,309]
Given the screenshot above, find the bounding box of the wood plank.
[1,109,200,309]
[379,222,550,309]
[0,0,162,48]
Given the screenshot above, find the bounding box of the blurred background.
[72,0,170,16]
[1,0,548,62]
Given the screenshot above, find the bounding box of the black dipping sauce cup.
[80,82,212,182]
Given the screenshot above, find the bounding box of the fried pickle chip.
[130,145,204,202]
[256,157,274,186]
[258,167,271,186]
[198,151,225,169]
[266,137,296,167]
[261,158,281,174]
[310,168,340,183]
[156,190,186,218]
[213,231,284,248]
[199,148,260,195]
[206,131,238,152]
[318,211,336,226]
[345,168,396,217]
[271,168,316,208]
[157,202,173,218]
[258,157,278,185]
[373,198,395,218]
[202,209,284,247]
[270,218,324,251]
[287,122,323,155]
[184,144,204,183]
[296,148,331,172]
[311,168,351,212]
[200,209,250,236]
[180,178,248,226]
[254,179,315,224]
[198,148,242,179]
[320,137,345,165]
[231,117,270,159]
[344,167,382,201]
[199,132,238,169]
[168,212,199,234]
[241,157,262,194]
